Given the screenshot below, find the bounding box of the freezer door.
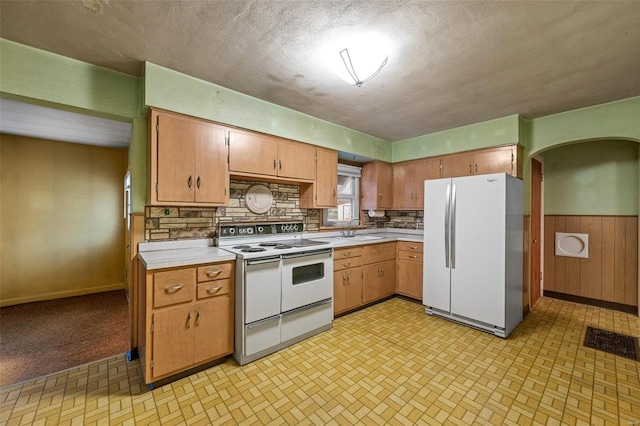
[423,178,452,311]
[450,174,506,327]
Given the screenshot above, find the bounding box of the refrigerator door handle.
[451,183,457,269]
[444,183,451,268]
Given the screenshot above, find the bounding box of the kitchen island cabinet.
[138,260,234,385]
[228,129,315,182]
[148,109,229,206]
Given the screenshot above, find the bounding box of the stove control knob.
[257,226,264,233]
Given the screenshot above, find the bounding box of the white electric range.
[218,221,333,365]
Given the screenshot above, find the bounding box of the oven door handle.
[246,256,281,265]
[246,315,280,329]
[282,249,333,259]
[282,298,332,316]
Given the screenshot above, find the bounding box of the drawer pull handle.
[164,284,184,294]
[186,311,192,328]
[409,255,418,259]
[343,252,350,257]
[409,246,418,250]
[343,262,350,267]
[195,310,201,326]
[205,269,223,278]
[206,286,223,294]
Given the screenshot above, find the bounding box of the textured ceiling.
[1,0,639,141]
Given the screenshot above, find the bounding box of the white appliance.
[423,173,523,338]
[218,221,333,365]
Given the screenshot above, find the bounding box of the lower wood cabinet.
[138,261,234,384]
[362,242,396,303]
[333,246,363,315]
[333,242,396,315]
[396,241,424,300]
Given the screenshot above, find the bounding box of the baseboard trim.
[0,283,126,307]
[544,291,637,314]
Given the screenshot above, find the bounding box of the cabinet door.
[194,123,229,204]
[156,114,196,203]
[315,148,338,207]
[378,260,396,298]
[362,264,380,303]
[277,140,316,180]
[413,159,441,208]
[344,268,363,311]
[193,296,232,364]
[473,147,513,176]
[441,154,474,178]
[397,259,423,300]
[333,270,346,314]
[152,305,194,378]
[361,162,392,210]
[228,130,278,176]
[392,163,415,209]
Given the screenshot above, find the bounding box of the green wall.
[0,39,140,121]
[526,97,640,156]
[144,63,391,162]
[392,115,522,162]
[540,140,638,215]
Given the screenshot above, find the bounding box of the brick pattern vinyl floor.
[1,297,639,425]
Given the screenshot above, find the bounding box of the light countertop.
[138,239,236,270]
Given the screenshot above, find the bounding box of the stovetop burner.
[274,245,292,249]
[259,242,281,247]
[233,245,252,249]
[241,247,267,253]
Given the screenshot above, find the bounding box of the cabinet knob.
[164,284,184,294]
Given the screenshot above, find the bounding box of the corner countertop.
[138,239,236,270]
[136,228,423,269]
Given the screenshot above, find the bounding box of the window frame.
[322,163,362,227]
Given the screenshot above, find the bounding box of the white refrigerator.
[423,172,523,338]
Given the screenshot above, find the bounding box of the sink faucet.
[342,219,360,237]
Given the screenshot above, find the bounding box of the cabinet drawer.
[154,268,196,308]
[398,250,423,262]
[333,256,362,271]
[334,246,362,259]
[362,242,396,264]
[197,279,231,299]
[197,263,232,282]
[397,241,423,253]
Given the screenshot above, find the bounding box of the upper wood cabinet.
[228,129,315,182]
[300,147,338,208]
[392,159,440,209]
[149,109,229,206]
[361,161,392,210]
[441,145,523,179]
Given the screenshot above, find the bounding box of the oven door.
[244,256,282,324]
[281,249,333,312]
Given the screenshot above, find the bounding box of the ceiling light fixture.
[339,48,388,87]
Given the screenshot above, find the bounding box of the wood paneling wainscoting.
[543,215,638,311]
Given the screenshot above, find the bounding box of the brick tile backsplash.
[145,180,424,241]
